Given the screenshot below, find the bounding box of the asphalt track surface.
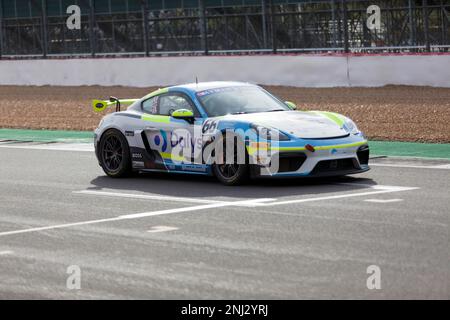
[0,142,448,299]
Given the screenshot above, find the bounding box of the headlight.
[251,124,290,141]
[343,118,360,135]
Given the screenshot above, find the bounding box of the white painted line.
[262,185,418,206]
[0,184,417,237]
[118,198,274,219]
[74,190,273,207]
[147,226,179,233]
[0,250,13,255]
[0,198,274,237]
[336,183,415,191]
[0,143,94,152]
[370,163,450,170]
[432,164,450,169]
[74,190,225,205]
[364,198,404,203]
[0,217,124,237]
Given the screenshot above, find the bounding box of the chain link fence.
[0,0,449,58]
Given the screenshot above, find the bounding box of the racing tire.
[99,129,132,178]
[212,134,249,186]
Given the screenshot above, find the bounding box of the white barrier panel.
[0,54,449,87]
[348,55,450,87]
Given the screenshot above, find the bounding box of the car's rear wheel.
[99,129,131,178]
[212,135,248,186]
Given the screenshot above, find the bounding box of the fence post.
[0,0,3,58]
[441,0,448,49]
[269,0,276,53]
[331,0,337,47]
[142,0,149,56]
[423,0,431,52]
[41,0,48,57]
[261,0,268,49]
[199,0,208,54]
[88,0,96,56]
[408,0,416,47]
[342,0,349,53]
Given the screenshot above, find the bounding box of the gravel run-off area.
[0,85,449,143]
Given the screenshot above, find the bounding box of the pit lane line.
[0,183,418,238]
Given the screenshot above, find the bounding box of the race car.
[93,81,369,185]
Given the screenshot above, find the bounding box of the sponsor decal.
[132,153,143,159]
[153,130,168,152]
[132,161,145,168]
[181,164,207,172]
[196,87,238,97]
[125,131,134,137]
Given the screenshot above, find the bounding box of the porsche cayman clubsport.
[93,81,369,185]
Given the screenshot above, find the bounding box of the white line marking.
[0,184,418,237]
[364,198,404,203]
[118,198,274,219]
[0,250,14,255]
[74,190,225,205]
[0,198,274,237]
[147,226,179,233]
[262,185,418,206]
[371,163,450,170]
[0,217,123,237]
[432,164,450,169]
[74,190,273,207]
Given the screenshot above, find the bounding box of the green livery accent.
[274,140,367,152]
[160,151,185,162]
[247,140,368,155]
[142,87,169,100]
[92,99,113,112]
[309,111,346,127]
[285,101,297,110]
[92,98,139,112]
[141,114,171,123]
[172,109,194,118]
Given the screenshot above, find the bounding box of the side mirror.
[285,101,297,110]
[171,109,195,122]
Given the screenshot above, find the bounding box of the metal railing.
[0,0,449,59]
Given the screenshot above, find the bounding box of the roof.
[170,81,255,93]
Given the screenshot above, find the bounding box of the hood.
[221,111,349,139]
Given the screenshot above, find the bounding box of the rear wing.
[92,96,139,112]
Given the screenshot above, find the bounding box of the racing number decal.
[202,120,218,134]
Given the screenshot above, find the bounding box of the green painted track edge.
[0,129,449,159]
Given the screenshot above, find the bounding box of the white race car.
[93,81,369,185]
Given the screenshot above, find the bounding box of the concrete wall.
[1,54,449,88]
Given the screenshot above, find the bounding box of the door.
[141,91,206,172]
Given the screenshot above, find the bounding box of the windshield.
[196,86,289,117]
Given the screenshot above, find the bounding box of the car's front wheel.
[99,129,131,178]
[212,135,248,186]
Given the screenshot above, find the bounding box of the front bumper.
[248,140,370,178]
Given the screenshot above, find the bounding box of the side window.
[158,94,199,117]
[142,96,158,114]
